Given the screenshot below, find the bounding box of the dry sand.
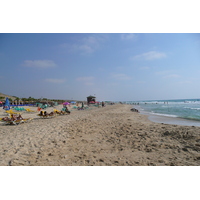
[0,104,200,166]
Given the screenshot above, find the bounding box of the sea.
[124,99,200,127]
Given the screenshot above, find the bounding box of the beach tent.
[4,97,10,110]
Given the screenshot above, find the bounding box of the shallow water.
[130,99,200,127]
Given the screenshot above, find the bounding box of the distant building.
[87,95,96,104]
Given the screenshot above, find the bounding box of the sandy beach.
[0,104,200,166]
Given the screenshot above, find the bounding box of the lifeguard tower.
[87,95,96,104]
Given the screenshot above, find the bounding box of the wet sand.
[0,104,200,166]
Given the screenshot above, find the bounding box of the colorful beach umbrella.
[63,102,70,105]
[4,97,10,110]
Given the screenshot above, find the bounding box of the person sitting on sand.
[60,111,65,115]
[130,108,139,113]
[16,114,23,120]
[2,116,12,121]
[65,106,71,114]
[48,112,54,117]
[11,114,17,121]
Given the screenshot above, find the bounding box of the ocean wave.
[150,112,178,118]
[180,116,200,121]
[184,107,200,110]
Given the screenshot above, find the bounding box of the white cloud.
[23,60,57,68]
[132,51,167,60]
[61,35,108,55]
[140,66,150,70]
[164,74,180,78]
[155,70,180,79]
[45,79,65,83]
[178,81,192,84]
[76,76,95,85]
[112,73,131,80]
[155,70,174,75]
[121,33,137,41]
[76,76,94,82]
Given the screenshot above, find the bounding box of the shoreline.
[148,115,200,127]
[1,104,200,166]
[134,105,200,127]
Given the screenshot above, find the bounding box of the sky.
[1,33,200,102]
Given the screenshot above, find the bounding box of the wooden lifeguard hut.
[87,95,96,104]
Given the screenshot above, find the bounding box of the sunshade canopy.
[63,102,70,105]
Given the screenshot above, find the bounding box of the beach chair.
[4,117,33,125]
[53,109,62,115]
[13,107,26,111]
[25,108,35,112]
[3,118,25,125]
[23,118,33,123]
[6,109,20,115]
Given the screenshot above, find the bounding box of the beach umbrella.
[70,101,76,104]
[89,101,95,104]
[63,102,70,105]
[0,101,2,104]
[4,97,10,110]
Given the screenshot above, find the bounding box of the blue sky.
[0,33,200,101]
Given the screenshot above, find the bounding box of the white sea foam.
[190,108,200,110]
[184,107,200,110]
[150,112,178,118]
[138,98,200,122]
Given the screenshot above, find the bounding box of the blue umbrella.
[70,101,76,104]
[4,97,10,110]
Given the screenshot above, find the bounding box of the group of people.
[39,111,55,117]
[1,114,23,122]
[39,107,71,118]
[130,108,139,113]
